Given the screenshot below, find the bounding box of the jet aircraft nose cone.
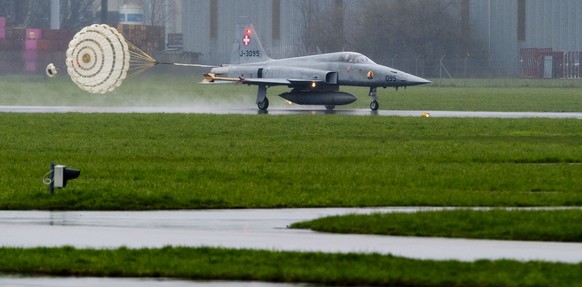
[406,74,431,86]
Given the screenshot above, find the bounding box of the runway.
[0,277,298,287]
[1,105,582,118]
[2,208,582,263]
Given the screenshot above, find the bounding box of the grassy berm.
[1,247,582,286]
[0,113,580,210]
[292,209,582,242]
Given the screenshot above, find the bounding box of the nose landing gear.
[369,87,379,111]
[370,100,379,111]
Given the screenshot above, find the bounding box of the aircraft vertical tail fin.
[230,16,272,64]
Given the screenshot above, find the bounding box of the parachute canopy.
[66,24,156,94]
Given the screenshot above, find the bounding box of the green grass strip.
[291,209,582,242]
[0,114,581,210]
[1,247,581,286]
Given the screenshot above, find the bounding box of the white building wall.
[470,0,582,76]
[278,1,304,59]
[182,1,211,59]
[524,0,582,51]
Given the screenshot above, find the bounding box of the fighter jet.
[203,17,430,111]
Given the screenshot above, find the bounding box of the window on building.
[517,0,526,41]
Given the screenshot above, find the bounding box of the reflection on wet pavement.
[0,276,306,287]
[1,105,582,118]
[1,208,582,263]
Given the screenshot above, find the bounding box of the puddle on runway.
[2,208,582,263]
[1,105,582,118]
[0,276,307,287]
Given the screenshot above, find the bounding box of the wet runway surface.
[2,208,582,263]
[1,105,582,118]
[0,276,300,287]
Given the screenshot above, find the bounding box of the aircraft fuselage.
[210,52,430,89]
[206,17,430,110]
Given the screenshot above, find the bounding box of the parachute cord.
[127,64,155,79]
[129,50,157,63]
[124,40,159,78]
[126,41,157,63]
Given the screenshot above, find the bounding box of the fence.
[519,48,582,79]
[376,55,518,79]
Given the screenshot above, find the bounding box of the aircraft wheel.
[258,98,269,110]
[370,100,379,111]
[325,105,335,111]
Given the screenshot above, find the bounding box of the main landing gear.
[256,84,269,111]
[258,97,269,110]
[325,105,336,111]
[369,87,379,111]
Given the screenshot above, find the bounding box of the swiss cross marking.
[243,34,251,46]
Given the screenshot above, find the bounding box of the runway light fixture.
[43,162,81,194]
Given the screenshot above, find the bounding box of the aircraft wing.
[243,78,324,86]
[242,78,291,85]
[203,73,323,87]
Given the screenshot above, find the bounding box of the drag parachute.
[66,24,156,94]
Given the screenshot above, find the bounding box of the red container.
[38,40,58,51]
[23,50,38,72]
[25,28,42,50]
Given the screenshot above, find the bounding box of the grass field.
[292,209,582,242]
[0,114,581,210]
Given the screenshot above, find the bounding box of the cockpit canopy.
[339,52,375,64]
[315,52,376,64]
